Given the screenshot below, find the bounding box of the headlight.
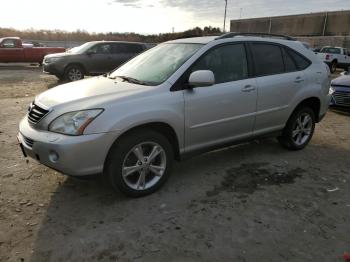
[329,86,335,95]
[45,57,61,63]
[49,109,103,135]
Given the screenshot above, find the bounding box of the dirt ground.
[0,64,349,262]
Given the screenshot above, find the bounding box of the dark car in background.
[43,41,151,81]
[330,70,350,108]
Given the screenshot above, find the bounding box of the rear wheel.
[104,129,174,197]
[64,65,84,81]
[329,61,337,73]
[278,107,315,150]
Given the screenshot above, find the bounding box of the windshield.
[109,43,203,85]
[67,42,95,54]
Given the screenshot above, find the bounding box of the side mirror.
[188,70,215,88]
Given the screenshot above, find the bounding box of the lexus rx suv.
[18,33,332,197]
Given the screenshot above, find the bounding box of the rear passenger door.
[250,42,310,135]
[183,43,258,152]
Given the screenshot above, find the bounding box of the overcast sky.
[1,0,350,34]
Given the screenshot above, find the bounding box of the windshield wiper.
[111,75,149,85]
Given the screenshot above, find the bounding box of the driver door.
[84,43,113,74]
[183,44,258,152]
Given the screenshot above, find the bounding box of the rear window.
[251,43,284,76]
[320,47,341,54]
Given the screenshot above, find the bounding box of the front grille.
[333,91,350,106]
[27,103,49,124]
[22,135,34,148]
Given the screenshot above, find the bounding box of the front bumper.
[330,86,350,107]
[42,62,63,76]
[18,117,120,176]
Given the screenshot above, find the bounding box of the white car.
[316,46,350,73]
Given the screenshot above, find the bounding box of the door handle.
[241,85,256,92]
[294,76,304,83]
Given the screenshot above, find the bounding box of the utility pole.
[223,0,227,32]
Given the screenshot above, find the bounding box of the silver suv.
[18,33,331,197]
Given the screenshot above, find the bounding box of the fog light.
[49,151,59,162]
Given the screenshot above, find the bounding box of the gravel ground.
[0,64,349,262]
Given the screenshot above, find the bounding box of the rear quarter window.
[282,47,298,72]
[286,48,311,70]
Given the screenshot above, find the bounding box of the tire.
[329,61,337,73]
[104,129,174,197]
[278,107,315,150]
[64,65,84,81]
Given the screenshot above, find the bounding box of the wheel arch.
[291,97,321,122]
[106,122,181,163]
[64,62,87,75]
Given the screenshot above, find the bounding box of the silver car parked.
[18,33,332,197]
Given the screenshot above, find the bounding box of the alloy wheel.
[292,113,313,146]
[68,68,83,81]
[122,142,166,191]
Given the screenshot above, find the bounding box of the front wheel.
[278,107,315,150]
[104,129,174,197]
[64,65,84,81]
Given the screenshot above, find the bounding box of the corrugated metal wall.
[230,10,350,37]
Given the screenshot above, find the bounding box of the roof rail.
[215,32,296,41]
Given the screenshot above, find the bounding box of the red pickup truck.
[0,37,65,64]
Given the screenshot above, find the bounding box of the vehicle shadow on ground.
[330,107,350,116]
[47,79,67,89]
[28,138,350,261]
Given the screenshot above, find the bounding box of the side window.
[191,44,248,84]
[1,39,16,48]
[126,44,144,53]
[113,43,144,54]
[251,43,284,76]
[286,48,311,70]
[89,44,111,54]
[282,48,297,72]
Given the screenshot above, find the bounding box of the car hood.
[44,52,74,58]
[331,75,350,87]
[35,76,154,108]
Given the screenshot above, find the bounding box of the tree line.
[0,26,222,43]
